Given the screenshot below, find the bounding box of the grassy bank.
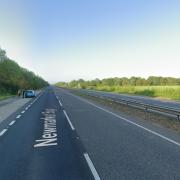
[91,85,180,100]
[0,94,14,100]
[57,84,180,100]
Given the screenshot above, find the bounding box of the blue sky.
[0,0,180,82]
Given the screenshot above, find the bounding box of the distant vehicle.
[24,90,36,98]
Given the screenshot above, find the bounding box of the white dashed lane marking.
[84,153,101,180]
[0,129,8,136]
[9,120,16,126]
[16,115,21,119]
[63,110,75,131]
[59,100,63,107]
[56,94,100,179]
[0,93,42,138]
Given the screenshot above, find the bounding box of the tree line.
[0,48,48,94]
[56,76,180,89]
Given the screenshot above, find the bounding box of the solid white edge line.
[67,92,180,147]
[9,120,16,126]
[84,153,101,180]
[0,129,8,136]
[63,110,75,130]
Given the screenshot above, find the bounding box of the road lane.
[1,85,180,180]
[54,86,180,180]
[0,88,94,180]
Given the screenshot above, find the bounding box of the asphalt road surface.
[0,86,180,180]
[0,88,94,180]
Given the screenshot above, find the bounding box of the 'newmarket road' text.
[34,108,58,148]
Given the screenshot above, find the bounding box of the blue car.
[24,90,36,98]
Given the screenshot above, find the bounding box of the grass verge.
[57,85,180,100]
[0,95,14,101]
[92,85,180,100]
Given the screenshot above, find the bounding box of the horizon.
[55,75,180,84]
[0,0,180,83]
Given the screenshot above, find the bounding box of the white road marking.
[84,153,101,180]
[25,107,29,110]
[21,110,25,114]
[16,115,21,119]
[56,96,59,100]
[67,92,180,147]
[34,109,58,148]
[9,120,16,126]
[0,129,8,136]
[63,110,75,130]
[59,100,63,107]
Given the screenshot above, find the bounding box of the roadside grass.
[0,94,14,101]
[57,84,180,100]
[89,86,180,100]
